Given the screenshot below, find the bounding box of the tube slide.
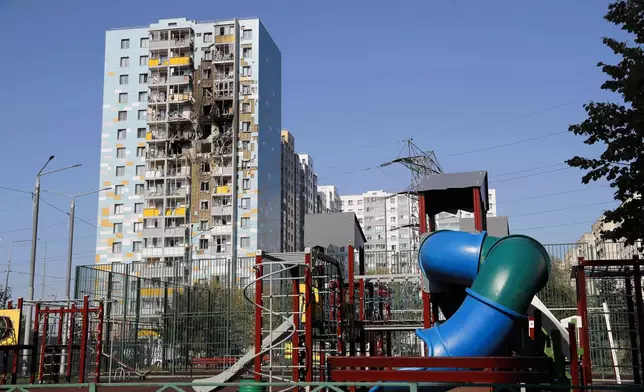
[372,230,550,392]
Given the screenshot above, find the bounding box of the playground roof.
[414,171,489,215]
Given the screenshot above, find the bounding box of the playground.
[1,170,643,391]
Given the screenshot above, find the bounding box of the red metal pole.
[348,245,355,306]
[78,296,89,383]
[29,302,40,384]
[95,301,104,383]
[11,298,21,385]
[254,251,263,381]
[1,302,11,385]
[337,278,345,356]
[66,304,76,382]
[528,316,535,340]
[359,279,365,321]
[291,267,300,382]
[576,258,592,385]
[418,194,427,234]
[568,322,579,391]
[631,256,644,383]
[304,251,313,382]
[56,307,64,345]
[38,308,49,383]
[472,188,483,232]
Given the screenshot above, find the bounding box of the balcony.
[165,227,186,237]
[168,93,193,103]
[143,208,160,217]
[215,185,232,195]
[164,207,187,216]
[165,167,190,177]
[168,111,193,122]
[142,247,185,257]
[149,38,193,50]
[166,187,187,197]
[145,187,165,197]
[149,76,167,86]
[169,56,192,66]
[211,205,232,216]
[215,35,235,44]
[212,166,233,176]
[211,225,233,235]
[143,227,163,238]
[146,131,167,141]
[169,75,192,85]
[147,112,167,123]
[145,170,164,179]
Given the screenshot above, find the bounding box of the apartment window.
[240,237,250,248]
[241,122,250,132]
[357,200,363,205]
[114,185,124,195]
[200,181,209,192]
[242,66,251,77]
[139,73,148,83]
[135,184,144,195]
[138,91,148,102]
[135,165,144,176]
[199,239,209,250]
[137,128,146,138]
[241,198,250,209]
[113,223,123,233]
[133,241,142,252]
[242,178,250,190]
[242,47,252,58]
[241,217,250,229]
[242,29,252,40]
[200,200,209,211]
[116,148,126,158]
[242,84,250,95]
[241,161,250,169]
[117,129,126,140]
[140,37,148,48]
[218,27,226,35]
[134,203,143,213]
[121,39,130,49]
[112,242,122,253]
[120,57,129,67]
[242,141,249,151]
[199,220,208,231]
[119,74,129,85]
[139,55,148,66]
[118,93,128,103]
[203,32,213,42]
[138,110,147,120]
[114,204,124,214]
[136,147,145,157]
[118,111,127,121]
[133,222,142,232]
[242,103,251,113]
[115,166,125,176]
[348,200,354,206]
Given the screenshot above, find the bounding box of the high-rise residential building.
[317,185,341,213]
[340,190,415,252]
[280,130,300,252]
[435,189,497,230]
[96,18,282,275]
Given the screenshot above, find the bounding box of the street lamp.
[24,156,81,348]
[42,187,111,299]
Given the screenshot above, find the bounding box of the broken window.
[241,122,250,132]
[117,129,126,140]
[242,47,252,58]
[199,238,209,250]
[200,200,209,210]
[201,181,210,192]
[137,128,147,138]
[113,223,123,233]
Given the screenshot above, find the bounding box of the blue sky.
[0,0,622,298]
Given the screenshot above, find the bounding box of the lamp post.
[24,156,81,349]
[43,187,111,299]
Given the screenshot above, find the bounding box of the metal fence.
[74,241,643,377]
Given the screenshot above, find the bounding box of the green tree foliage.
[0,286,10,308]
[566,0,644,247]
[166,280,254,358]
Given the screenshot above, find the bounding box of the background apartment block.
[97,18,282,283]
[317,185,341,213]
[435,189,497,230]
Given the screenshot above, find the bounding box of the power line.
[0,222,67,235]
[494,162,567,177]
[497,186,611,204]
[437,131,567,159]
[7,270,67,281]
[508,200,617,218]
[0,186,32,195]
[511,220,595,232]
[317,139,405,157]
[492,167,573,184]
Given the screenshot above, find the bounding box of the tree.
[0,285,10,308]
[566,0,644,247]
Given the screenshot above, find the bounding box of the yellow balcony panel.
[215,34,235,43]
[140,288,162,297]
[216,185,231,194]
[146,132,152,140]
[169,57,190,65]
[149,59,159,67]
[175,207,186,216]
[143,208,160,217]
[101,208,110,217]
[165,208,172,216]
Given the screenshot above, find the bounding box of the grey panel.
[416,171,487,192]
[459,216,510,237]
[304,212,366,249]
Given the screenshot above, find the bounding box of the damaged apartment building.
[96,17,282,284]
